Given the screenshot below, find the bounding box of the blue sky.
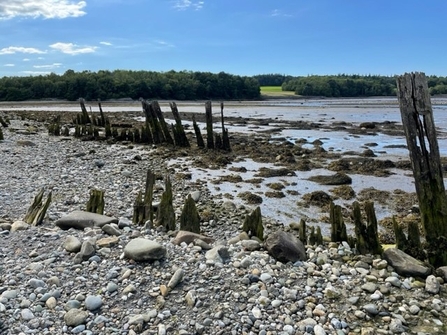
[0,0,446,78]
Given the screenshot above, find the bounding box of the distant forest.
[0,71,446,101]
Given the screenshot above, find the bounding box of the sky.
[0,0,446,78]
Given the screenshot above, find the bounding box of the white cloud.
[100,41,112,46]
[155,40,174,48]
[4,63,15,67]
[23,58,30,61]
[50,42,97,55]
[271,9,292,17]
[0,1,86,20]
[174,0,204,11]
[0,46,46,55]
[21,70,52,75]
[33,63,62,69]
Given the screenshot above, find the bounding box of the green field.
[260,86,296,98]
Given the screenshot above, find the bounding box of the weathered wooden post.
[98,99,106,127]
[24,188,52,225]
[79,98,91,124]
[205,100,214,149]
[396,72,447,266]
[193,115,205,148]
[169,102,190,147]
[151,101,174,145]
[156,175,176,231]
[330,202,347,242]
[133,169,155,226]
[242,207,264,241]
[221,102,231,151]
[179,195,201,234]
[86,189,105,215]
[353,201,382,255]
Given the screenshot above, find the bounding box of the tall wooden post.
[396,72,447,266]
[205,100,214,149]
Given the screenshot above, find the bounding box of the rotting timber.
[396,72,447,267]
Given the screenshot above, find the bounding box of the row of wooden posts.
[30,72,447,267]
[48,98,231,151]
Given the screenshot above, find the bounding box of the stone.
[46,296,57,309]
[85,295,103,311]
[10,220,29,232]
[64,236,82,253]
[167,269,184,290]
[436,266,447,281]
[205,245,230,263]
[172,230,214,245]
[55,211,118,230]
[124,238,166,261]
[264,230,307,263]
[383,248,431,278]
[21,308,34,321]
[241,239,261,251]
[102,224,122,236]
[64,308,89,327]
[189,190,201,202]
[78,239,96,261]
[96,236,119,248]
[425,275,440,294]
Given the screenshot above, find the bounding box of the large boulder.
[382,248,431,278]
[55,211,118,230]
[124,238,166,262]
[264,230,307,263]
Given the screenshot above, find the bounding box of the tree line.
[280,74,447,97]
[1,71,447,101]
[0,70,260,101]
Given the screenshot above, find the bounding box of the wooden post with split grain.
[79,98,91,124]
[221,102,231,151]
[152,101,174,145]
[396,72,447,266]
[330,202,347,242]
[24,188,52,226]
[193,115,205,148]
[86,189,105,215]
[170,102,190,147]
[205,100,214,149]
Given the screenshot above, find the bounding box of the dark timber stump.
[193,115,205,148]
[205,100,214,149]
[24,188,52,226]
[156,175,176,232]
[330,202,347,242]
[86,189,105,215]
[170,102,190,147]
[179,195,201,234]
[396,72,447,266]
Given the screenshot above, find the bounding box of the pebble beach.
[1,110,447,335]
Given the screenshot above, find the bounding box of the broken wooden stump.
[156,175,176,231]
[220,102,231,151]
[353,201,382,255]
[193,115,204,148]
[152,100,174,145]
[86,189,105,215]
[141,99,164,144]
[179,195,201,234]
[0,115,8,128]
[79,98,91,124]
[330,202,348,242]
[308,226,323,246]
[24,188,52,226]
[0,126,4,141]
[396,72,447,267]
[298,219,306,244]
[242,206,264,241]
[170,102,190,147]
[133,169,155,226]
[205,100,214,149]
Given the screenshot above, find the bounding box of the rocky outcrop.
[264,230,307,263]
[55,211,118,230]
[382,248,431,278]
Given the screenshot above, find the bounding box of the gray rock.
[314,325,327,335]
[102,223,121,236]
[124,238,166,261]
[21,308,34,321]
[189,190,201,202]
[78,239,96,261]
[85,295,102,311]
[205,245,230,263]
[383,248,431,278]
[363,303,379,315]
[55,211,118,230]
[425,275,440,294]
[64,308,89,326]
[241,239,261,251]
[172,230,214,245]
[10,220,29,232]
[264,230,307,263]
[28,278,45,289]
[64,236,82,253]
[64,300,82,311]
